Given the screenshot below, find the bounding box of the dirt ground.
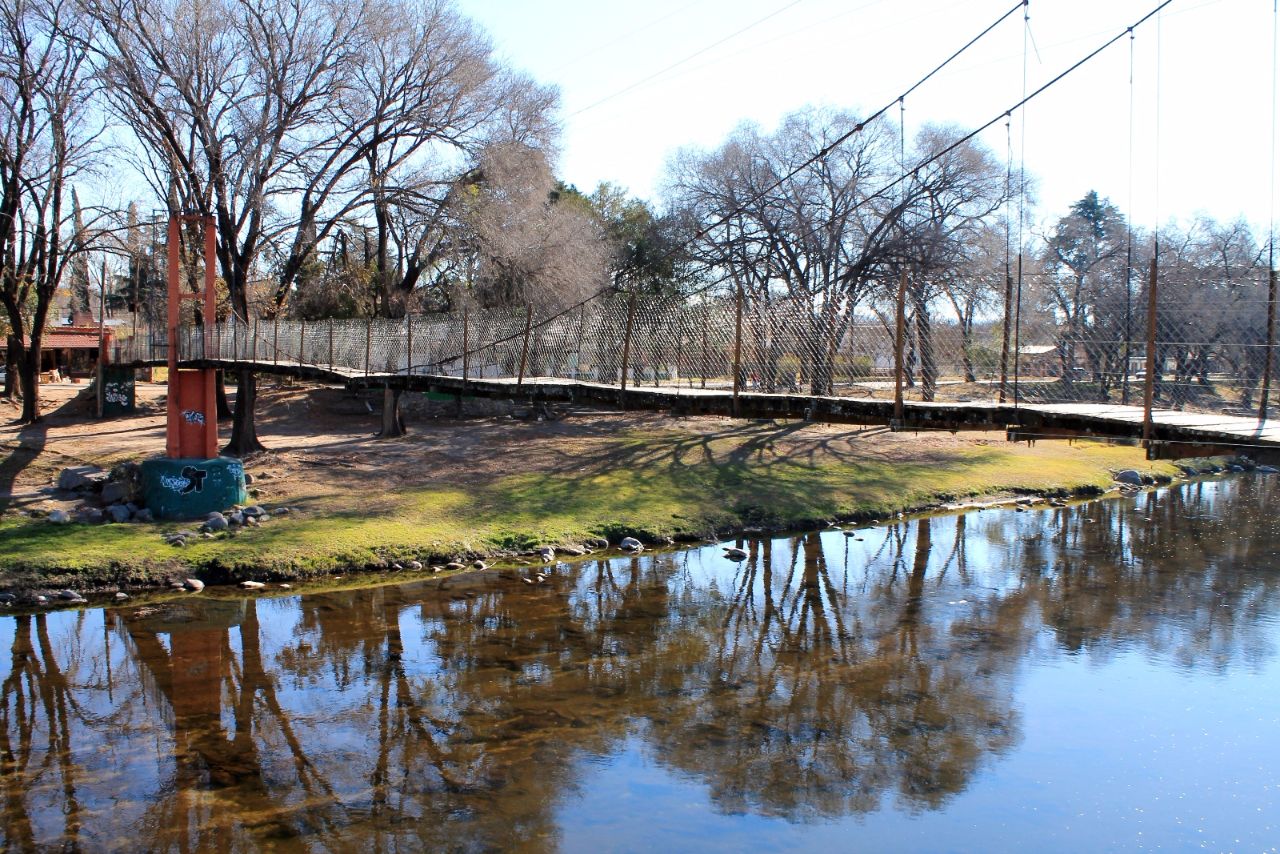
[1,377,1017,515]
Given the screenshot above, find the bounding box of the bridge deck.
[132,358,1280,456]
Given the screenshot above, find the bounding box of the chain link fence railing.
[110,270,1279,426]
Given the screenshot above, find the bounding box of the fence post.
[300,317,307,366]
[251,317,257,364]
[231,313,237,361]
[462,304,470,383]
[273,315,279,366]
[1142,253,1158,447]
[328,321,335,371]
[1260,266,1277,425]
[618,293,637,401]
[893,268,907,424]
[365,317,372,378]
[732,286,743,415]
[517,303,533,390]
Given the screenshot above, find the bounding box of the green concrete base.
[141,456,247,520]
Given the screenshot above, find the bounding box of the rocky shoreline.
[2,454,1268,614]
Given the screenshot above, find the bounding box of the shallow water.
[2,477,1279,852]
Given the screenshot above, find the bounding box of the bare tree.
[0,0,100,423]
[88,0,556,452]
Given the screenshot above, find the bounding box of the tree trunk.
[224,369,265,457]
[18,343,40,423]
[379,386,405,438]
[215,371,232,419]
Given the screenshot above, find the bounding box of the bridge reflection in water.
[2,477,1279,850]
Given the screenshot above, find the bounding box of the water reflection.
[2,477,1278,850]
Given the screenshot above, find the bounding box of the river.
[2,476,1278,851]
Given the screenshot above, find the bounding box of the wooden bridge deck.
[131,358,1280,458]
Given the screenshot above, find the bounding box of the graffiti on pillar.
[159,466,208,494]
[181,410,206,426]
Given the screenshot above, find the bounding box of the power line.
[566,0,809,119]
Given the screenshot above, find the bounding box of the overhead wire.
[566,0,809,118]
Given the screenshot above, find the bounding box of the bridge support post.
[894,268,907,423]
[145,210,245,519]
[1143,252,1158,446]
[1260,266,1277,425]
[732,285,743,416]
[517,303,533,390]
[619,294,636,404]
[463,305,470,383]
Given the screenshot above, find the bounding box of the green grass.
[0,434,1178,590]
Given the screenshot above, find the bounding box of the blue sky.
[458,0,1279,235]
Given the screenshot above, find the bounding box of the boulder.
[134,508,154,523]
[472,560,488,570]
[1257,464,1279,474]
[722,546,749,561]
[183,578,204,592]
[226,510,245,526]
[445,561,466,570]
[48,509,71,525]
[114,592,129,600]
[0,593,15,605]
[57,466,107,492]
[202,513,229,533]
[408,560,423,570]
[101,481,130,504]
[79,508,105,525]
[243,505,267,518]
[557,545,586,556]
[1114,469,1143,486]
[106,504,133,524]
[586,537,609,549]
[240,580,266,589]
[619,537,643,551]
[57,590,81,601]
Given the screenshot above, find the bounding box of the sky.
[456,0,1280,236]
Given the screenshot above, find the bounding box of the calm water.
[3,478,1279,852]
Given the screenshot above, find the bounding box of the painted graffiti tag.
[104,383,130,405]
[181,410,206,426]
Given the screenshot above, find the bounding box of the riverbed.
[2,476,1277,851]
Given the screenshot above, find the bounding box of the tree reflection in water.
[1,477,1277,850]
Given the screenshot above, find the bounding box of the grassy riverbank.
[0,384,1179,591]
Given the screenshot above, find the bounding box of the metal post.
[273,314,279,366]
[517,303,533,390]
[300,317,307,366]
[462,305,470,382]
[701,316,708,390]
[406,315,414,376]
[894,268,908,423]
[328,321,334,370]
[96,259,107,418]
[620,293,638,397]
[1142,253,1158,446]
[232,312,238,360]
[574,304,587,379]
[251,317,258,364]
[732,285,743,414]
[365,317,372,378]
[1260,267,1277,424]
[998,270,1013,403]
